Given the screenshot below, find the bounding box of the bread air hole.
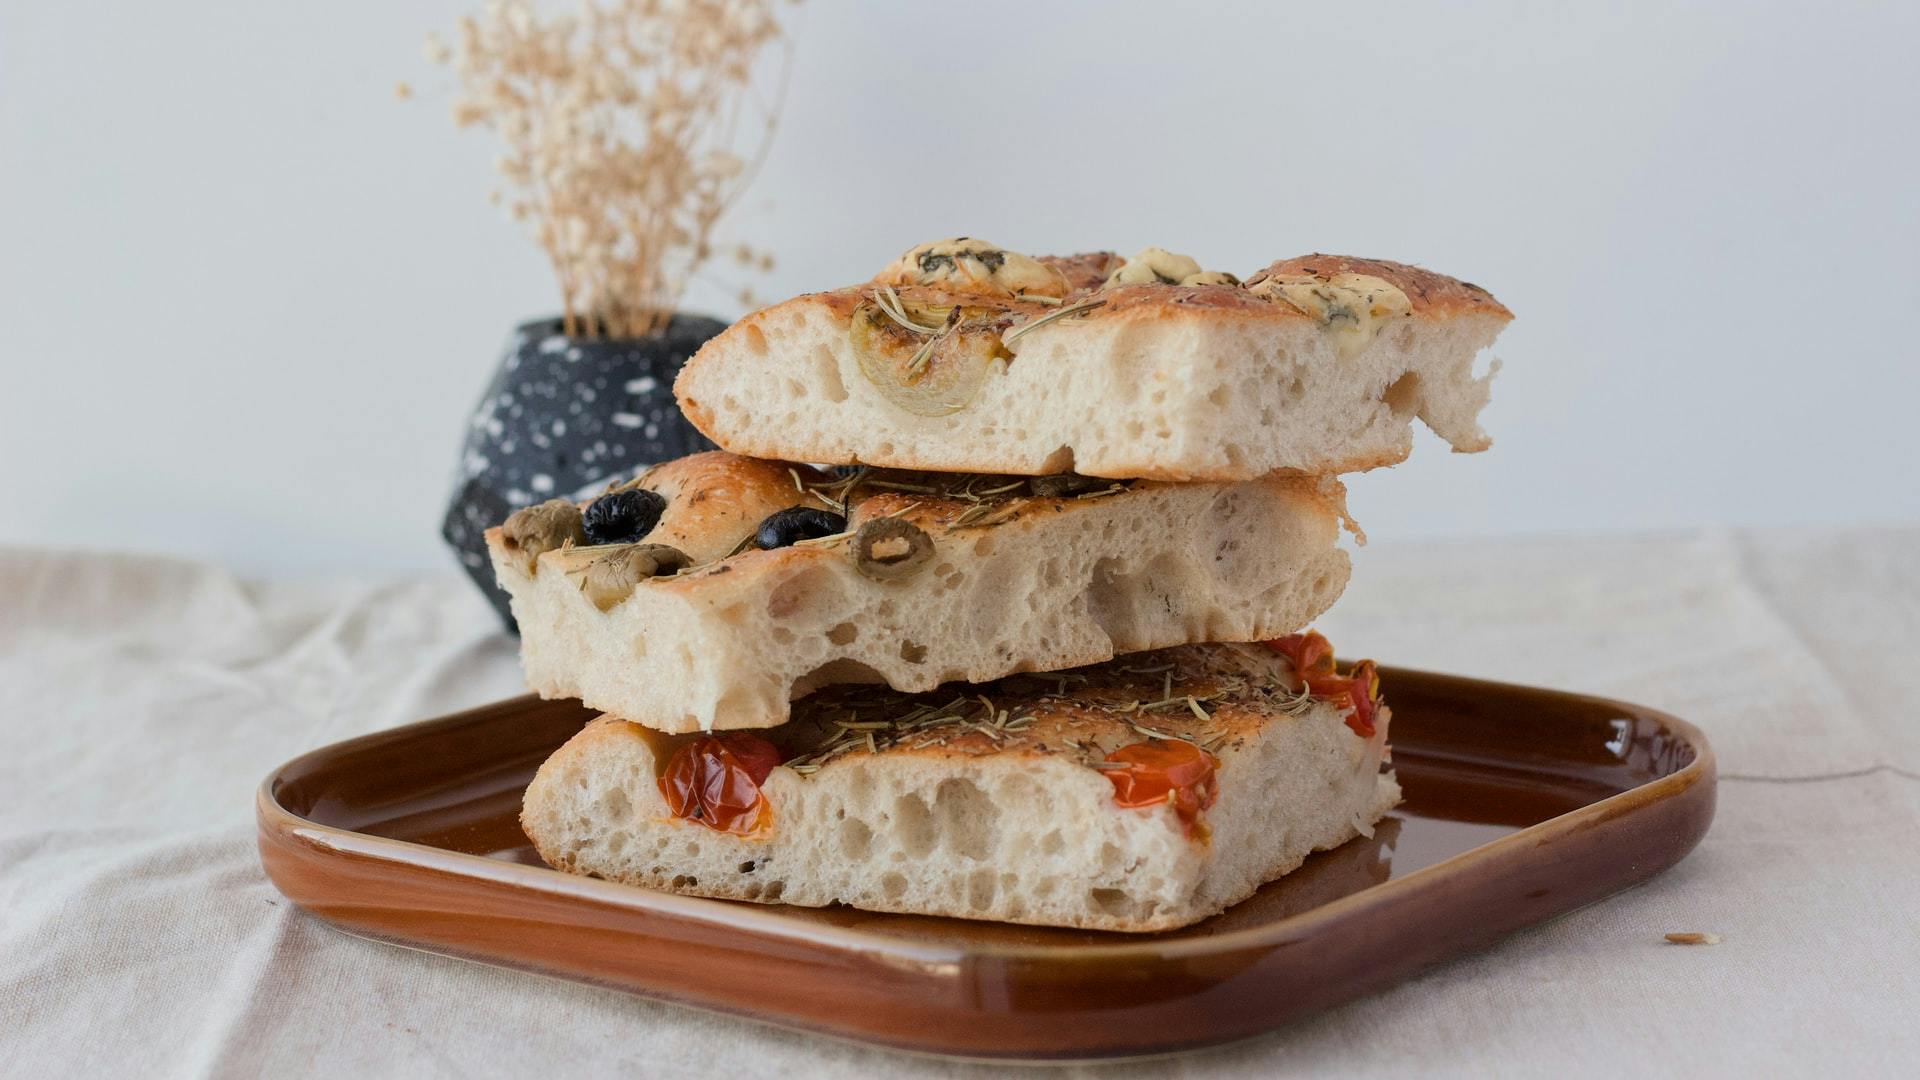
[825,621,858,645]
[767,564,835,620]
[898,640,927,664]
[597,787,631,820]
[838,817,873,859]
[811,344,848,403]
[892,794,935,857]
[968,869,996,910]
[1383,371,1423,418]
[880,872,908,900]
[933,779,997,860]
[792,658,885,697]
[740,324,767,356]
[1089,889,1158,922]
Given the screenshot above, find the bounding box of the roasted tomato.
[1102,739,1220,838]
[1341,659,1383,739]
[1266,630,1337,680]
[659,732,784,835]
[1263,631,1385,739]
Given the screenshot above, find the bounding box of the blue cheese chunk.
[878,238,1068,299]
[1103,247,1240,288]
[1249,272,1412,360]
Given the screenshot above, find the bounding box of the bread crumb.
[1663,932,1721,945]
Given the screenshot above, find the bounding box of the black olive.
[583,488,666,545]
[755,506,848,550]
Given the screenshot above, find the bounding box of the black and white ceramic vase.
[442,314,725,629]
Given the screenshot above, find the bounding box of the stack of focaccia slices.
[492,238,1511,931]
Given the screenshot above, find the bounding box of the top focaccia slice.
[674,240,1512,482]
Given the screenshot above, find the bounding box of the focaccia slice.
[521,639,1399,932]
[486,451,1351,733]
[674,241,1511,481]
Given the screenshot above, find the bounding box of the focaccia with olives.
[674,240,1512,482]
[521,639,1400,932]
[486,451,1351,733]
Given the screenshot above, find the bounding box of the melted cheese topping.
[1105,246,1202,286]
[1102,247,1239,288]
[877,238,1068,299]
[1249,272,1411,360]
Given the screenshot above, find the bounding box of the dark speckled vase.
[442,314,725,630]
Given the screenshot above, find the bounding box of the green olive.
[577,544,692,611]
[850,517,934,582]
[500,499,586,574]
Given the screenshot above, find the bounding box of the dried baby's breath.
[426,0,795,339]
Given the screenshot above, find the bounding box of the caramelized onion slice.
[848,299,1010,417]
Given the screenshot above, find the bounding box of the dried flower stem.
[428,0,795,339]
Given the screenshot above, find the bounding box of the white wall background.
[3,2,1916,577]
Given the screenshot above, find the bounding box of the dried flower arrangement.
[423,0,793,339]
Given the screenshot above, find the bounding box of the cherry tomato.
[1342,660,1382,739]
[658,733,784,834]
[1265,630,1336,677]
[1264,631,1385,739]
[1102,739,1220,837]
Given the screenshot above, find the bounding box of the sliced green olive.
[851,517,934,582]
[849,299,1010,417]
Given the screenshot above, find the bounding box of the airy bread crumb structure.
[522,643,1399,932]
[675,244,1511,481]
[489,451,1352,732]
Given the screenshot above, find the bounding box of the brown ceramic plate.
[256,667,1713,1061]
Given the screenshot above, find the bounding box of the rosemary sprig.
[904,334,938,381]
[790,530,854,547]
[873,285,942,334]
[1003,298,1105,346]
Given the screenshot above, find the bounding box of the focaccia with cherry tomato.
[520,637,1397,932]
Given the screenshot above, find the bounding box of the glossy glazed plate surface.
[257,668,1714,1061]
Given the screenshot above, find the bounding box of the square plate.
[256,667,1714,1061]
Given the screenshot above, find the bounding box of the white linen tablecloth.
[4,529,1916,1078]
